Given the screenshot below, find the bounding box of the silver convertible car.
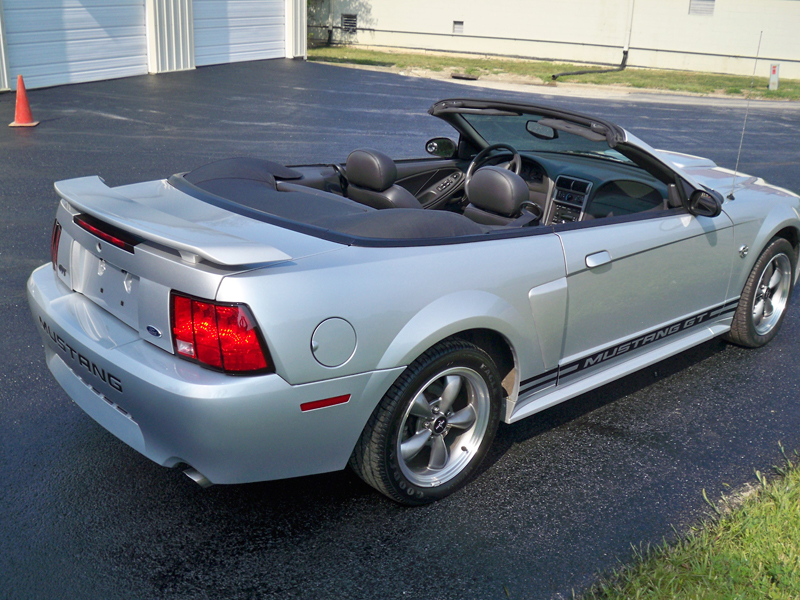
[28,98,799,504]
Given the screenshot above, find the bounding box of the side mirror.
[425,137,457,158]
[688,189,722,218]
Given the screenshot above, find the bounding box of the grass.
[584,444,800,599]
[307,46,800,101]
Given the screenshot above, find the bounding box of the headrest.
[346,149,397,192]
[466,166,529,217]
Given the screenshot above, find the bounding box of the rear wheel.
[725,237,795,348]
[349,339,502,505]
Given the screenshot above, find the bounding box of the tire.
[725,237,796,348]
[349,339,502,505]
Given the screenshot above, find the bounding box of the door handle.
[585,250,611,268]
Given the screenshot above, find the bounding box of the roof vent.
[689,0,714,16]
[341,14,357,33]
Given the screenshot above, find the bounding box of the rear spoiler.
[54,176,292,267]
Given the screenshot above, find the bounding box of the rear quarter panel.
[216,234,567,393]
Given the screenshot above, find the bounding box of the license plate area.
[72,243,140,329]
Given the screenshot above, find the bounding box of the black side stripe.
[519,375,558,396]
[519,367,559,396]
[708,298,740,318]
[520,367,558,387]
[519,367,558,396]
[518,298,740,398]
[558,298,740,384]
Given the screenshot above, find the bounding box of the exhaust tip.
[184,467,213,488]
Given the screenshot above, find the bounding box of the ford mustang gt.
[28,98,800,504]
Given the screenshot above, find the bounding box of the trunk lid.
[52,176,341,354]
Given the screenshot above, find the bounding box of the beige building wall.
[315,0,800,79]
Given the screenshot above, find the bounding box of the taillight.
[170,292,272,374]
[51,220,62,270]
[73,213,139,253]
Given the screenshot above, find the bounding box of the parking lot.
[2,58,800,599]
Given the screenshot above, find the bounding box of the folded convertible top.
[170,157,486,243]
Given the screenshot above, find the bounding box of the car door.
[555,208,735,385]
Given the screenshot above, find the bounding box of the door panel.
[395,158,469,208]
[395,158,463,180]
[557,211,734,373]
[396,167,456,197]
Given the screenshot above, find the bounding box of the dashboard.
[518,160,545,184]
[516,153,670,225]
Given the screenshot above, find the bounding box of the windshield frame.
[459,111,635,165]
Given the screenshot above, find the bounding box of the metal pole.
[728,31,763,201]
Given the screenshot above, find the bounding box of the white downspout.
[286,0,308,59]
[624,0,636,53]
[285,0,294,57]
[0,0,11,91]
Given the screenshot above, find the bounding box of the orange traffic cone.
[9,75,39,127]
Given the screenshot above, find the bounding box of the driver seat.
[345,149,422,210]
[463,166,529,226]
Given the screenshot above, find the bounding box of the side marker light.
[300,395,351,412]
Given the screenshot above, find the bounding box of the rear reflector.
[74,213,139,253]
[50,219,62,270]
[300,395,351,412]
[170,292,273,374]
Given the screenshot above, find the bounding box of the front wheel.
[349,339,502,505]
[725,237,796,348]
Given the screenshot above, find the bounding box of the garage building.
[0,0,307,91]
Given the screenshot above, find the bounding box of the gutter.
[551,50,628,81]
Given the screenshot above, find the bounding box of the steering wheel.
[464,143,522,189]
[329,163,349,197]
[519,201,543,221]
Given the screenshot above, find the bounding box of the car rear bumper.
[27,264,403,484]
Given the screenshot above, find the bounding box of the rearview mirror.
[526,120,557,140]
[688,190,722,218]
[425,137,457,158]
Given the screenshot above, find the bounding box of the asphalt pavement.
[2,58,800,600]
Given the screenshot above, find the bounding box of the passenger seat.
[345,149,423,210]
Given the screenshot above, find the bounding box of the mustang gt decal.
[39,316,123,392]
[520,299,740,396]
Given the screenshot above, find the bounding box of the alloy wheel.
[396,366,491,487]
[752,253,792,336]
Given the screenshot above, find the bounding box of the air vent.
[556,176,577,190]
[341,14,357,33]
[689,0,714,16]
[572,181,589,194]
[453,21,464,34]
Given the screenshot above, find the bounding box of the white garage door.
[194,0,285,67]
[3,0,148,90]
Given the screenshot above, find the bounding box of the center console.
[550,176,593,224]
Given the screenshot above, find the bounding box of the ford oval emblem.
[146,325,162,338]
